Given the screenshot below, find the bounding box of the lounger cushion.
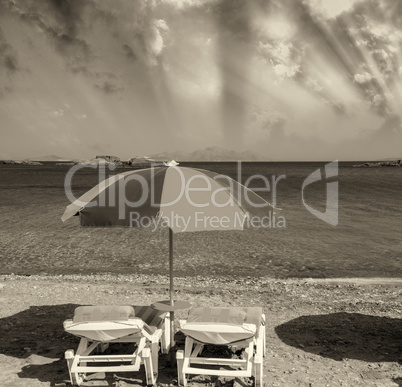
[64,305,165,342]
[180,307,263,345]
[133,305,166,330]
[73,305,135,322]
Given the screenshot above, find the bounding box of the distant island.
[77,155,164,168]
[2,147,402,166]
[0,154,76,165]
[4,147,265,166]
[0,147,265,166]
[353,160,402,167]
[0,160,42,165]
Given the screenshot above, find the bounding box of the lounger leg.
[253,353,263,387]
[159,313,170,354]
[253,323,265,387]
[143,347,156,386]
[133,337,146,370]
[65,349,84,386]
[261,314,266,358]
[176,350,185,386]
[263,327,266,357]
[178,336,197,386]
[65,349,75,385]
[67,338,91,386]
[256,324,266,359]
[76,338,89,370]
[151,338,159,382]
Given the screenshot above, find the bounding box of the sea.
[0,161,400,279]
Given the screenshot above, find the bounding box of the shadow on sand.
[0,304,79,385]
[275,312,402,363]
[0,304,174,386]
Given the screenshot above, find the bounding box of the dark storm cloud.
[213,0,253,42]
[0,29,18,74]
[212,0,254,146]
[1,0,95,73]
[123,44,138,62]
[46,0,87,36]
[95,80,123,94]
[0,26,18,96]
[0,0,166,97]
[330,100,348,116]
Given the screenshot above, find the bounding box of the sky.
[0,0,402,161]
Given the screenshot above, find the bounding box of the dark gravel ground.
[0,274,400,387]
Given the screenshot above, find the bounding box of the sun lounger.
[63,305,170,386]
[176,306,266,386]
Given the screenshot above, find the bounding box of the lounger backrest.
[187,307,262,327]
[65,305,167,342]
[181,307,263,345]
[73,305,134,323]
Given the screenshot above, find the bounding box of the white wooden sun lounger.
[176,306,266,386]
[63,305,170,386]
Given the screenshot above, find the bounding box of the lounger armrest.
[63,319,73,329]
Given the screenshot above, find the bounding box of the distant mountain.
[24,148,266,165]
[26,154,74,162]
[78,155,123,166]
[150,147,265,161]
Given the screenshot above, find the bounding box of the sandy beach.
[0,274,400,387]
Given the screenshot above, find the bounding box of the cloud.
[0,27,18,96]
[270,0,402,119]
[1,0,402,160]
[306,0,361,19]
[251,108,289,132]
[0,27,18,73]
[211,0,255,147]
[52,109,64,117]
[122,44,137,62]
[95,81,123,94]
[160,0,217,9]
[340,0,402,117]
[354,72,373,84]
[2,0,170,78]
[272,62,300,80]
[148,19,169,64]
[1,0,94,75]
[117,2,170,66]
[258,41,301,81]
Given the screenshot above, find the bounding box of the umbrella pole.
[169,227,175,353]
[169,227,174,307]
